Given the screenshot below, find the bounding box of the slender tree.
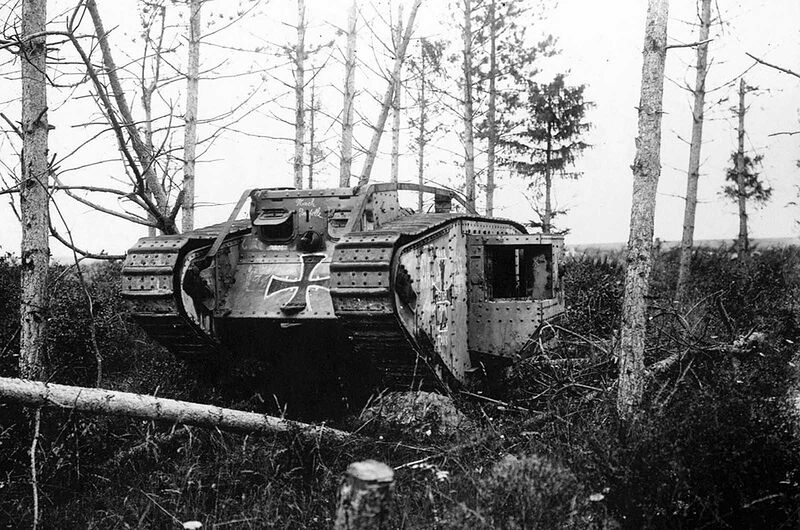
[390,4,403,183]
[724,78,773,258]
[19,0,49,380]
[416,49,427,211]
[182,0,201,231]
[485,0,497,216]
[293,0,306,190]
[618,0,669,421]
[407,38,446,211]
[138,1,167,237]
[307,81,324,189]
[461,0,476,209]
[675,0,712,303]
[735,78,747,256]
[339,0,358,187]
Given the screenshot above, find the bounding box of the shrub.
[562,253,624,338]
[478,454,593,529]
[0,252,20,377]
[542,247,800,529]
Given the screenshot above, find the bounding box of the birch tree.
[674,0,711,303]
[618,0,669,421]
[339,0,358,187]
[182,0,201,231]
[19,0,49,380]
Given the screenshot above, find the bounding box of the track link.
[331,213,477,390]
[121,220,251,362]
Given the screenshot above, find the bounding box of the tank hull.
[122,184,565,400]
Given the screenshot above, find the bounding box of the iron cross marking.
[266,253,330,313]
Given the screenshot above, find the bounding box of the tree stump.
[334,460,395,530]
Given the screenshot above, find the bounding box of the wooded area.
[0,0,799,528]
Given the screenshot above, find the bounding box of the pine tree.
[501,74,591,233]
[471,0,556,215]
[722,152,771,253]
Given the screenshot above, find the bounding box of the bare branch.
[746,52,800,80]
[665,38,713,50]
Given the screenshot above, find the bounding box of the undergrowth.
[0,246,799,528]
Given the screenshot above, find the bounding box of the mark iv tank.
[122,183,564,410]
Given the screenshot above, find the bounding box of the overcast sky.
[0,0,798,259]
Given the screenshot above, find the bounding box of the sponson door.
[467,234,565,360]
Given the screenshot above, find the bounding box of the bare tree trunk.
[417,47,426,213]
[19,0,49,380]
[675,0,711,303]
[736,78,748,258]
[294,0,306,190]
[0,377,349,441]
[358,0,422,185]
[543,121,552,233]
[182,0,201,232]
[308,82,316,188]
[618,0,669,421]
[461,0,476,210]
[339,0,358,187]
[485,0,497,217]
[334,460,395,530]
[140,4,166,237]
[86,0,173,231]
[390,5,404,184]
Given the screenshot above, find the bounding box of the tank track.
[122,220,252,362]
[331,213,477,391]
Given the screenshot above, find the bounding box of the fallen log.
[0,377,349,442]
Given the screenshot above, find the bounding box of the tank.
[121,183,565,408]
